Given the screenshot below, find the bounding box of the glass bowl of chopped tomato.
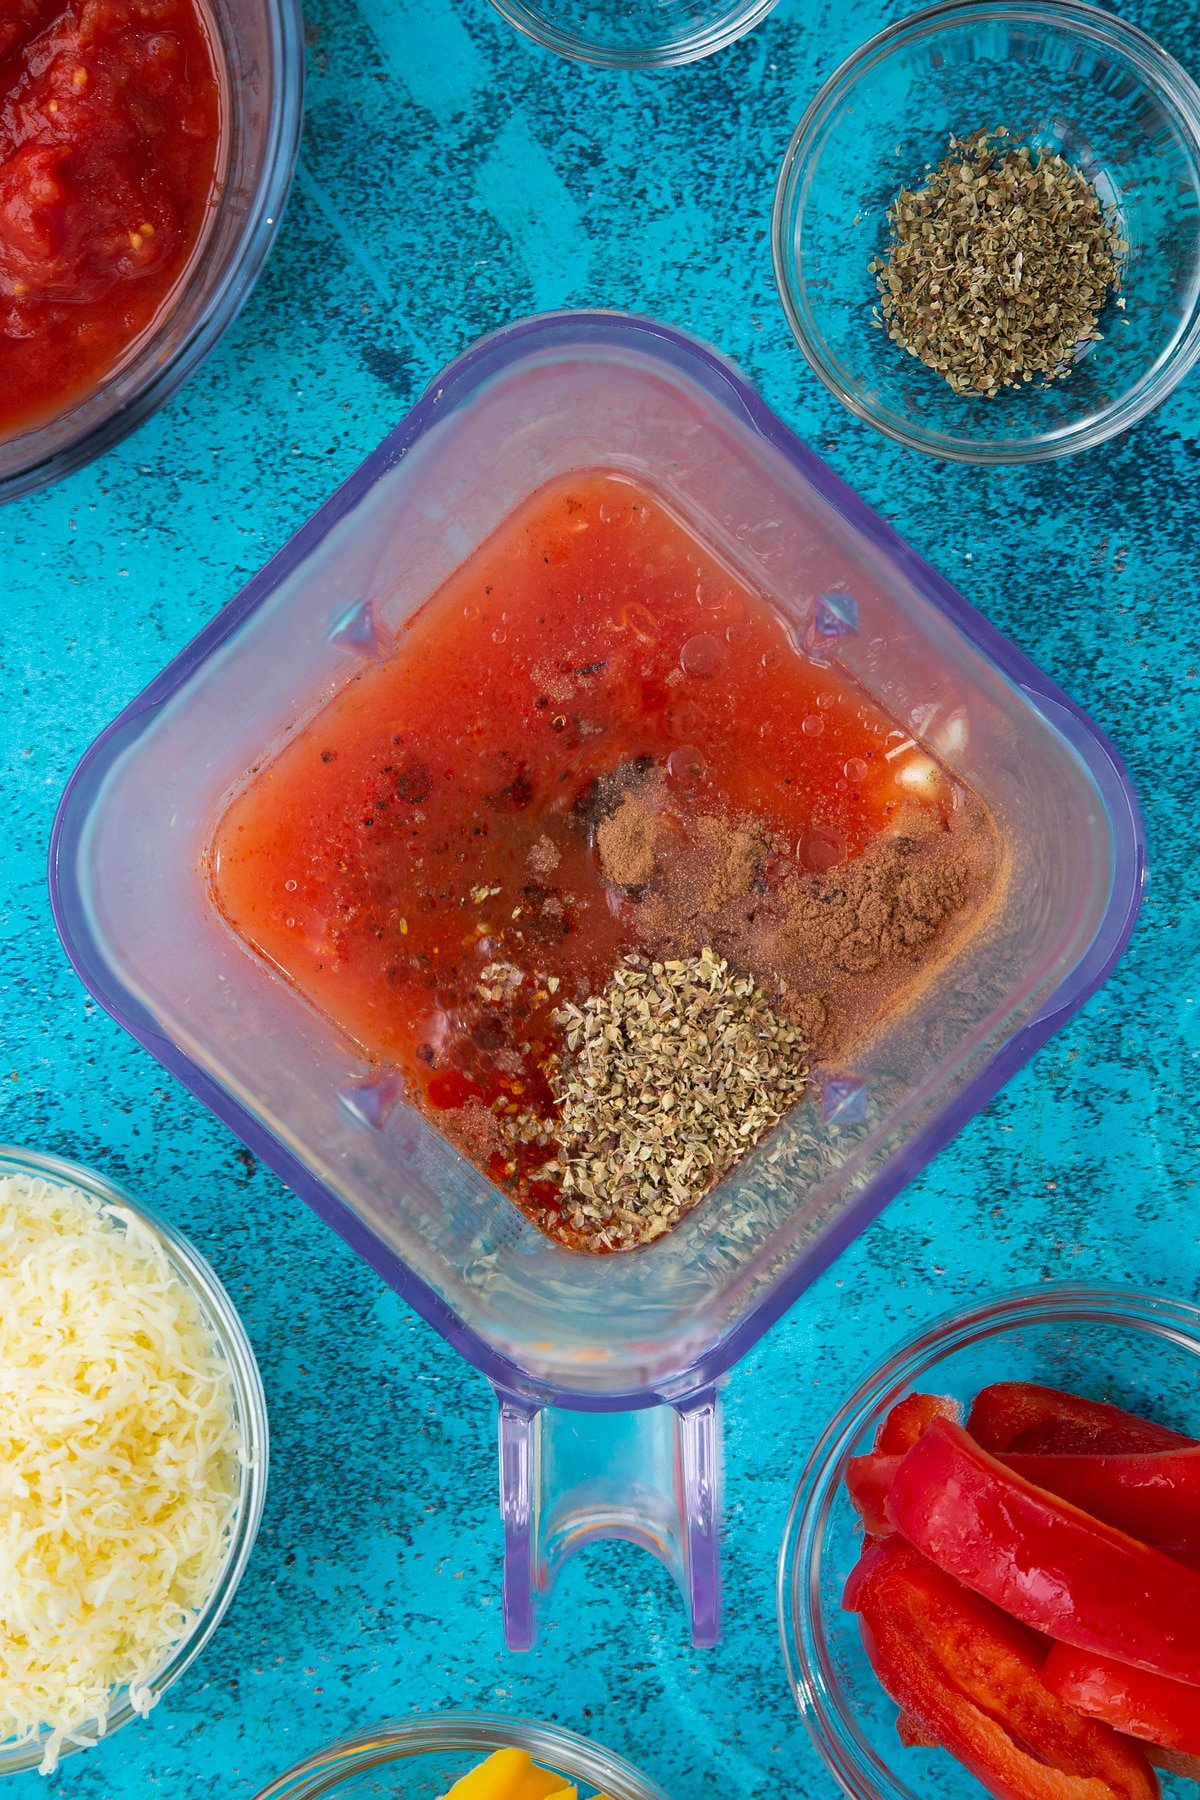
[772,0,1200,463]
[0,1144,269,1777]
[0,0,304,502]
[780,1283,1200,1800]
[252,1712,670,1799]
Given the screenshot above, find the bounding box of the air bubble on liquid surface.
[680,633,725,679]
[725,622,749,647]
[694,580,732,613]
[739,518,784,560]
[844,758,868,783]
[418,1008,454,1054]
[802,714,824,737]
[667,745,707,781]
[802,828,847,872]
[666,700,705,741]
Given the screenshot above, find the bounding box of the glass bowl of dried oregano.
[772,0,1200,463]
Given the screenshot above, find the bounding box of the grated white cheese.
[0,1174,242,1773]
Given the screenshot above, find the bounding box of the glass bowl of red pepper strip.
[778,1284,1200,1800]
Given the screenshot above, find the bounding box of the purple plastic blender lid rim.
[47,308,1145,1413]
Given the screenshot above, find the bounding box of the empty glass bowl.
[484,0,778,67]
[0,1146,269,1776]
[778,1283,1200,1800]
[253,1714,671,1799]
[0,0,304,503]
[772,0,1200,463]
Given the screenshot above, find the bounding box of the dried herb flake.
[871,128,1124,397]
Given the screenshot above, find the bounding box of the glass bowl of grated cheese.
[0,1144,268,1776]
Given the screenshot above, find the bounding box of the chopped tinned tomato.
[0,0,223,438]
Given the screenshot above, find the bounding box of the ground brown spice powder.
[776,841,969,976]
[626,798,995,1061]
[597,790,660,889]
[444,1100,505,1164]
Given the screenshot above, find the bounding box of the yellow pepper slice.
[441,1747,578,1800]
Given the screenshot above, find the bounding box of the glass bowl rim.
[0,1142,270,1776]
[251,1710,673,1799]
[770,0,1200,465]
[483,0,779,68]
[0,0,306,505]
[776,1280,1200,1800]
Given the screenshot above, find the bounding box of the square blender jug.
[49,312,1143,1649]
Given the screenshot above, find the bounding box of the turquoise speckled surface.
[3,0,1200,1795]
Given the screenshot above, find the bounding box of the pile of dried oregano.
[537,948,809,1250]
[871,128,1124,397]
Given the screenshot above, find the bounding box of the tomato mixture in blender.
[210,472,998,1251]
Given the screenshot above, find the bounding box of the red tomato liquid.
[210,472,955,1230]
[0,0,224,440]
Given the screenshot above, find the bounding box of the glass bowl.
[0,0,305,504]
[778,1283,1200,1800]
[252,1713,671,1799]
[772,0,1200,464]
[483,0,778,68]
[0,1144,270,1776]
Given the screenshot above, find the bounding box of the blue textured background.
[3,0,1199,1794]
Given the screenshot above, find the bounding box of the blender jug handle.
[495,1384,722,1650]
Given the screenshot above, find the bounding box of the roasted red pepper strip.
[847,1452,899,1535]
[1044,1646,1200,1757]
[887,1418,1200,1686]
[875,1391,961,1453]
[843,1538,1158,1800]
[967,1385,1195,1456]
[849,1447,1200,1550]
